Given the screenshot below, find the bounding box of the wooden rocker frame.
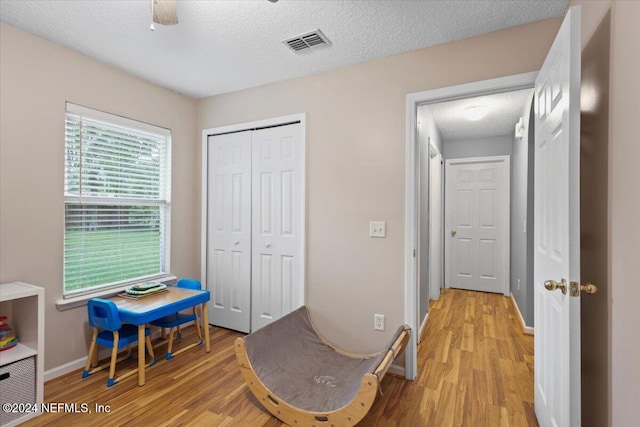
[235,325,410,426]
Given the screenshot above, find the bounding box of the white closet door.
[207,132,252,333]
[251,123,304,331]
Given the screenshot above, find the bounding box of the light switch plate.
[370,221,386,238]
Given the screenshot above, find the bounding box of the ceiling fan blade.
[152,0,178,26]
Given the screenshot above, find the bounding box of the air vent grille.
[283,29,331,53]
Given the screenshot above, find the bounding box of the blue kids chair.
[150,278,203,360]
[82,298,155,387]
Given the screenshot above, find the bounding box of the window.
[64,103,171,296]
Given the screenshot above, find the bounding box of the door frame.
[428,142,443,303]
[444,155,511,296]
[404,73,536,379]
[201,114,307,319]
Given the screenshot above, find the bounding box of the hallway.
[360,288,537,426]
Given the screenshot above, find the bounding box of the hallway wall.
[443,135,513,159]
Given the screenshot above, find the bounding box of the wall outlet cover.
[374,313,385,331]
[370,221,386,238]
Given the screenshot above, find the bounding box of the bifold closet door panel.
[207,132,252,333]
[251,123,304,332]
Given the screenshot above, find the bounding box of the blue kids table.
[110,286,211,386]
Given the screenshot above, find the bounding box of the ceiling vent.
[282,29,331,53]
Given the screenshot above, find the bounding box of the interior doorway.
[417,138,444,341]
[428,143,443,304]
[404,72,537,380]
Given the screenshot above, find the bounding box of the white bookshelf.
[0,282,45,426]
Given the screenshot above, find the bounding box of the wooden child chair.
[150,278,203,360]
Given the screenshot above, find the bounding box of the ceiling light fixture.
[150,0,178,31]
[149,0,278,31]
[463,105,489,121]
[515,117,525,139]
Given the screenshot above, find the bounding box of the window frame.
[63,102,172,298]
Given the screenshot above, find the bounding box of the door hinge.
[413,249,416,258]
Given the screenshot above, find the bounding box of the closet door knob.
[265,242,271,248]
[234,240,240,245]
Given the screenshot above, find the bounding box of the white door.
[429,152,443,301]
[445,156,509,295]
[251,123,304,331]
[534,6,581,427]
[207,132,252,333]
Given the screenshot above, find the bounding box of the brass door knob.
[544,279,567,295]
[451,230,457,237]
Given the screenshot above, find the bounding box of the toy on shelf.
[0,315,18,351]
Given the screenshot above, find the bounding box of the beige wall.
[571,1,640,425]
[580,2,611,427]
[0,23,199,370]
[578,4,611,426]
[197,18,562,354]
[606,2,640,425]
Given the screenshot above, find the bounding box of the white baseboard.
[419,312,429,343]
[45,355,88,382]
[388,363,405,377]
[510,293,534,335]
[44,329,168,382]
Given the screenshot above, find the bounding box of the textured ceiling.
[0,0,567,99]
[421,89,534,141]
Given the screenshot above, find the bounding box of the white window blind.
[64,103,171,296]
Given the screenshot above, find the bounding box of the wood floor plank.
[23,289,536,426]
[461,322,474,352]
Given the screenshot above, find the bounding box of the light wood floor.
[24,289,536,426]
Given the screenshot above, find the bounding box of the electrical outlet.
[374,314,385,331]
[370,221,386,238]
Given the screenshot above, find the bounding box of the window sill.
[55,275,177,311]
